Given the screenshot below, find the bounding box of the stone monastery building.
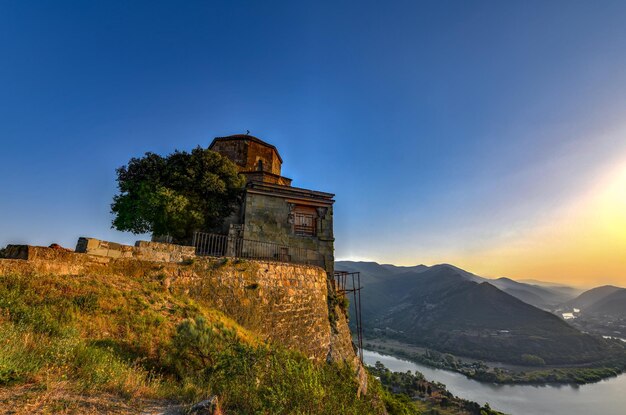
[209,134,335,273]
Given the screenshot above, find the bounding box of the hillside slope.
[381,267,617,364]
[564,285,625,314]
[337,261,580,310]
[488,277,578,309]
[587,289,626,317]
[338,261,625,365]
[0,252,393,415]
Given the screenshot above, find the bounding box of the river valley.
[364,349,626,415]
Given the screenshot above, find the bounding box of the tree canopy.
[111,147,245,244]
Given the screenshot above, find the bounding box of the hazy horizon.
[1,1,625,288]
[335,258,607,290]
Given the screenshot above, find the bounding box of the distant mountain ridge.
[336,260,624,365]
[488,276,581,309]
[336,261,581,310]
[564,285,626,318]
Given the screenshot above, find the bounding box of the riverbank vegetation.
[368,362,505,415]
[366,337,626,385]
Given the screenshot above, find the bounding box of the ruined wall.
[243,192,335,273]
[0,246,352,364]
[0,245,112,275]
[74,238,195,262]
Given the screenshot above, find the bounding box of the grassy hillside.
[0,267,415,414]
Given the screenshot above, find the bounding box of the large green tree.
[111,147,245,244]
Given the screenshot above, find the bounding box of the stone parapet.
[75,238,134,259]
[74,237,195,263]
[1,245,111,275]
[133,240,195,262]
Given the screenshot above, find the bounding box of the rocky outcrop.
[189,396,222,415]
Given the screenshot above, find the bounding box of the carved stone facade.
[209,135,335,274]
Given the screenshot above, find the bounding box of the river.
[363,349,626,415]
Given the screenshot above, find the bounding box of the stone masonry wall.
[210,139,282,175]
[242,171,292,186]
[243,192,335,273]
[74,238,195,262]
[181,259,336,361]
[0,246,353,364]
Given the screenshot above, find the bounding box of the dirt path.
[0,383,183,415]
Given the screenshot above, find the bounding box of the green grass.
[0,270,421,414]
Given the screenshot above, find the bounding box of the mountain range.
[563,285,626,318]
[335,261,625,365]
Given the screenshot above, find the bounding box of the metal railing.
[192,231,325,268]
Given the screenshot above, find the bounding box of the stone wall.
[74,238,195,262]
[75,238,134,258]
[0,246,113,275]
[182,259,339,361]
[210,137,282,176]
[242,171,292,186]
[0,246,354,365]
[243,192,335,273]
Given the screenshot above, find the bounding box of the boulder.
[189,396,222,415]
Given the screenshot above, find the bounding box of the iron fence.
[192,231,325,268]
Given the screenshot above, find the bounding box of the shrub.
[168,316,400,414]
[521,354,546,366]
[339,296,350,313]
[169,317,239,377]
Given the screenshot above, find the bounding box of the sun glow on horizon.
[376,147,626,288]
[453,156,626,287]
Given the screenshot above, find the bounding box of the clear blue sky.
[2,1,626,283]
